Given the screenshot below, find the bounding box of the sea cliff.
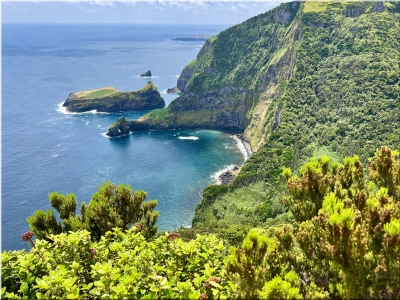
[107,2,301,142]
[63,82,164,113]
[108,1,400,237]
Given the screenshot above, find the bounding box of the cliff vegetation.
[2,146,399,299]
[180,0,400,241]
[3,1,400,298]
[105,0,400,246]
[63,82,165,113]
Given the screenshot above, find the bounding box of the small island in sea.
[139,70,152,77]
[63,81,165,113]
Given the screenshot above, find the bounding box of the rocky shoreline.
[217,165,240,185]
[216,134,252,185]
[166,86,180,94]
[235,133,252,159]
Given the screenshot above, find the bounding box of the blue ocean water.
[2,23,247,251]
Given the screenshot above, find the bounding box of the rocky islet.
[63,81,165,113]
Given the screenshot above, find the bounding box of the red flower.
[21,231,36,248]
[21,231,35,242]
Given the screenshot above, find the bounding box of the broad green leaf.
[189,290,200,299]
[67,287,80,299]
[141,291,157,300]
[63,277,77,289]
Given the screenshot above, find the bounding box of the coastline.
[212,133,253,185]
[232,134,252,161]
[56,101,109,115]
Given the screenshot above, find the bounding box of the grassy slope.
[74,87,117,99]
[190,1,400,242]
[80,89,117,99]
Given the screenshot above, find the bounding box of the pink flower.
[21,231,36,248]
[21,231,35,242]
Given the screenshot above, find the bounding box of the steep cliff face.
[190,1,400,233]
[63,82,164,113]
[106,1,400,236]
[116,2,301,138]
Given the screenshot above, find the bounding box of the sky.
[2,1,285,24]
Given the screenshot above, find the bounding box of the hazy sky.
[2,1,285,24]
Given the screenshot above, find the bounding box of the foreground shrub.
[2,229,235,299]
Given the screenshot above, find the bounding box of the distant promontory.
[172,35,214,42]
[63,82,165,113]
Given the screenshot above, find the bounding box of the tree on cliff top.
[27,182,159,241]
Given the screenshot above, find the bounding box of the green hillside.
[3,146,399,299]
[108,0,400,242]
[185,1,400,239]
[4,1,400,298]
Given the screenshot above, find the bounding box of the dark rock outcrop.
[63,82,164,113]
[345,3,365,18]
[139,70,152,77]
[271,107,281,131]
[177,64,195,93]
[107,117,131,137]
[218,166,239,185]
[373,1,384,13]
[166,86,180,94]
[63,93,78,107]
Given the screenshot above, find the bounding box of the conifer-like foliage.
[284,146,400,298]
[3,146,399,299]
[27,182,159,241]
[191,0,400,238]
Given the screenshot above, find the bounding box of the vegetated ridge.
[108,1,400,240]
[63,81,164,113]
[2,1,400,298]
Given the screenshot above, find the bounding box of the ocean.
[1,23,249,251]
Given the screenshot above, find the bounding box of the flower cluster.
[21,231,36,248]
[21,231,35,242]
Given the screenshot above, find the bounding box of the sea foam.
[178,136,199,140]
[56,102,108,115]
[211,164,237,184]
[231,135,252,161]
[133,75,160,79]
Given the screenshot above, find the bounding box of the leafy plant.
[27,182,159,242]
[2,229,234,299]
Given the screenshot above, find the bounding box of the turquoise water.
[2,24,246,251]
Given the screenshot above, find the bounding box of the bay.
[1,23,247,251]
